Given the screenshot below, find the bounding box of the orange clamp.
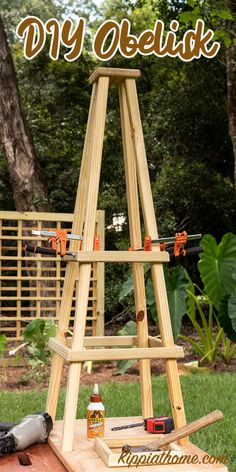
[174,231,187,257]
[48,229,68,256]
[48,229,57,251]
[57,229,68,256]
[94,235,100,251]
[144,236,152,251]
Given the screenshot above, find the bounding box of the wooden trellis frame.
[0,210,104,340]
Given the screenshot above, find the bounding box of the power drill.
[0,413,53,456]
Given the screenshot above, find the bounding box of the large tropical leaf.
[119,265,150,301]
[184,270,196,320]
[117,320,136,337]
[146,266,189,341]
[165,266,189,341]
[198,233,236,310]
[116,321,137,374]
[146,277,157,323]
[118,273,134,301]
[218,293,236,343]
[228,288,236,333]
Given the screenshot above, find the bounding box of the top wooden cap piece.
[89,67,141,84]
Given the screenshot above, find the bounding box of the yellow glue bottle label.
[87,409,105,439]
[87,383,105,440]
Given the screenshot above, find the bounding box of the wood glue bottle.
[87,383,105,440]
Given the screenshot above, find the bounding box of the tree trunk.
[0,16,55,319]
[0,15,50,211]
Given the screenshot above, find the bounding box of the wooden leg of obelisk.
[61,76,109,452]
[119,83,153,418]
[46,83,98,421]
[125,78,187,444]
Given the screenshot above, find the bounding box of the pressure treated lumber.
[74,250,169,262]
[46,82,100,423]
[125,77,187,440]
[61,76,110,452]
[48,337,184,361]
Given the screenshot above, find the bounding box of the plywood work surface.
[48,417,228,472]
[0,443,67,472]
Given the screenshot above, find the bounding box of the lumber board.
[48,417,228,471]
[119,81,152,418]
[89,68,140,84]
[125,77,187,439]
[74,250,169,262]
[49,337,184,361]
[0,210,101,222]
[61,76,110,452]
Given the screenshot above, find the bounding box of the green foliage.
[23,318,56,364]
[116,321,137,374]
[218,294,236,343]
[120,265,189,342]
[146,266,189,341]
[0,334,6,357]
[153,160,236,239]
[198,233,236,342]
[198,233,236,310]
[179,0,236,47]
[181,290,224,365]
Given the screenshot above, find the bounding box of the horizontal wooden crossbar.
[65,335,162,348]
[69,251,169,263]
[49,338,183,362]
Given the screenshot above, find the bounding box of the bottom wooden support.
[48,417,228,471]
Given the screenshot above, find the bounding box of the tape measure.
[144,416,174,434]
[111,416,174,434]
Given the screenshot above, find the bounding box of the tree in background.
[0,15,50,211]
[179,0,236,183]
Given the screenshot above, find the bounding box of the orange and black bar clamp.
[23,244,77,257]
[131,232,202,257]
[152,232,202,257]
[31,229,83,256]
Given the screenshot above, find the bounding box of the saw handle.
[123,410,224,453]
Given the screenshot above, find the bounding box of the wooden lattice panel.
[0,211,104,340]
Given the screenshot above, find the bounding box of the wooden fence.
[0,210,104,340]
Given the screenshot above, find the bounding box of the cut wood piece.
[74,250,169,262]
[89,67,140,84]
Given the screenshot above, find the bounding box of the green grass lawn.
[0,373,235,470]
